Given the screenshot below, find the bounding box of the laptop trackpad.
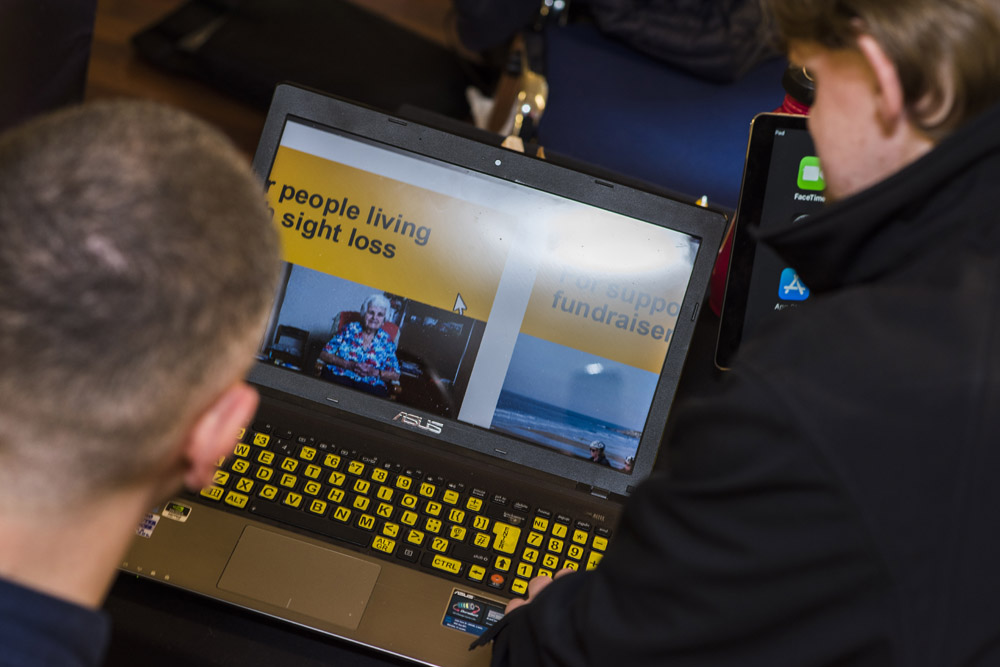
[218,525,380,630]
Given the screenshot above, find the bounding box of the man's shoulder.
[0,576,110,667]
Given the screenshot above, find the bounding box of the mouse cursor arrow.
[453,293,467,315]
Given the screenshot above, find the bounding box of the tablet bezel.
[714,112,813,370]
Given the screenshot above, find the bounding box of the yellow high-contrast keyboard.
[198,424,612,597]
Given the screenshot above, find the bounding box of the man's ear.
[181,382,260,490]
[856,33,905,132]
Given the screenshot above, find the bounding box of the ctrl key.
[420,552,464,576]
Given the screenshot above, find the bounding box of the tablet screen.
[715,113,826,369]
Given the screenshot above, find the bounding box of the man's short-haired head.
[763,0,1000,139]
[0,101,280,508]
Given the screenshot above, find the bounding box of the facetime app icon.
[797,156,825,191]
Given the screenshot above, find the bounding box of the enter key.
[492,522,522,554]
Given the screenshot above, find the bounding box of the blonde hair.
[764,0,1000,138]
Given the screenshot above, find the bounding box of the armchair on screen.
[310,311,402,398]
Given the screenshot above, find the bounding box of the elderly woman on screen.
[319,293,401,397]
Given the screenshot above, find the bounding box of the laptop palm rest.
[218,526,380,630]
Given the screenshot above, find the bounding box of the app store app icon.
[779,268,810,301]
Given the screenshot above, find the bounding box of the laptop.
[715,112,826,370]
[123,83,726,666]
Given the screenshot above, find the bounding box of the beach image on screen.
[490,333,659,471]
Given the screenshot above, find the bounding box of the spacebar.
[249,502,372,549]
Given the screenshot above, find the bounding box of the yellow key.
[494,556,511,572]
[542,553,559,569]
[516,562,534,578]
[431,537,449,553]
[473,515,491,531]
[593,536,609,552]
[449,525,467,542]
[279,473,297,489]
[308,499,327,515]
[448,508,466,524]
[430,554,462,575]
[567,544,585,561]
[200,485,224,501]
[235,477,254,494]
[258,484,278,500]
[527,531,544,548]
[511,579,529,595]
[376,486,394,502]
[303,464,322,480]
[353,496,370,511]
[587,551,604,570]
[468,565,486,582]
[280,457,298,473]
[333,506,352,523]
[424,501,442,517]
[376,502,393,519]
[282,492,302,509]
[329,471,346,487]
[401,494,418,509]
[348,461,365,476]
[233,443,251,458]
[212,470,230,486]
[373,536,396,554]
[354,479,371,495]
[232,459,250,474]
[425,518,442,534]
[419,482,436,498]
[532,516,550,533]
[371,468,389,484]
[326,487,345,504]
[383,522,400,538]
[395,475,412,490]
[466,496,483,512]
[572,529,589,545]
[255,466,273,481]
[357,514,376,531]
[303,480,322,496]
[298,446,317,461]
[473,532,490,549]
[323,453,341,469]
[442,489,460,505]
[407,529,425,546]
[257,451,275,465]
[521,548,539,564]
[562,559,579,571]
[401,510,418,526]
[538,569,554,579]
[552,523,568,539]
[492,522,521,554]
[548,538,564,554]
[252,433,270,447]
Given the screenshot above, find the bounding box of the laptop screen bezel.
[247,83,725,498]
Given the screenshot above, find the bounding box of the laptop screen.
[259,117,701,477]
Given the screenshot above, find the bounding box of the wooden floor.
[85,0,458,157]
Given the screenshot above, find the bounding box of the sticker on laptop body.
[442,589,507,636]
[136,513,160,538]
[161,501,192,522]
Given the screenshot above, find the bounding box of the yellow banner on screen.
[266,146,514,321]
[520,214,697,373]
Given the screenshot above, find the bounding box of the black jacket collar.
[760,101,1000,293]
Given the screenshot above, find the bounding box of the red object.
[707,92,811,317]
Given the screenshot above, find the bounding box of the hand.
[505,568,574,614]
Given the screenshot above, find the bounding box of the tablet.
[715,113,826,370]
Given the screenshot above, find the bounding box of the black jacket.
[479,102,1000,665]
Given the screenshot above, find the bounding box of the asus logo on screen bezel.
[392,411,444,434]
